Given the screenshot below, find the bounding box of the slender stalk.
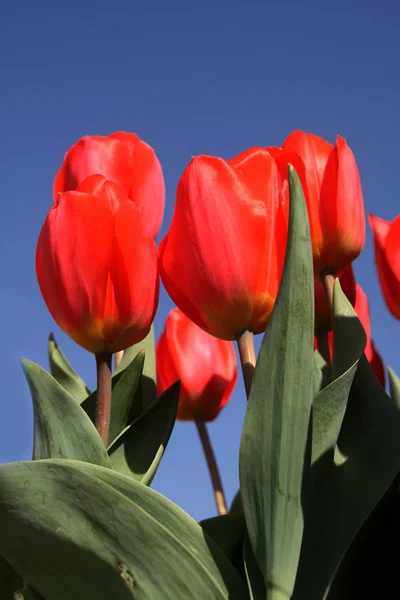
[95,351,113,446]
[237,330,256,399]
[321,271,335,311]
[194,415,227,515]
[114,350,124,369]
[315,329,331,365]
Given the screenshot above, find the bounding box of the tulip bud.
[314,265,356,331]
[159,148,288,340]
[36,175,159,354]
[368,214,400,319]
[53,131,165,237]
[156,309,237,421]
[271,131,365,278]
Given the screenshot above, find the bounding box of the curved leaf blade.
[21,359,111,468]
[388,366,400,410]
[239,166,314,598]
[108,382,179,485]
[48,333,90,402]
[114,327,156,409]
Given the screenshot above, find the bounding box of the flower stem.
[321,272,335,311]
[114,350,124,369]
[237,330,256,399]
[194,415,227,516]
[95,351,113,446]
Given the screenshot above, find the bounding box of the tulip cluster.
[4,126,400,600]
[36,128,392,421]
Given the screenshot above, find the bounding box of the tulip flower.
[269,131,365,278]
[36,174,159,354]
[156,308,237,421]
[314,265,356,331]
[53,131,165,238]
[368,214,400,319]
[315,284,385,386]
[159,148,289,340]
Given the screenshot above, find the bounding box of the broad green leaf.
[388,366,400,409]
[21,359,111,468]
[239,166,314,599]
[0,554,22,598]
[108,382,179,485]
[48,333,90,402]
[82,350,145,445]
[114,327,156,409]
[243,533,266,600]
[200,514,245,567]
[293,355,400,599]
[0,460,248,600]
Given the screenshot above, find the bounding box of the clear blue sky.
[1,0,399,522]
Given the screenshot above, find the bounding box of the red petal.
[369,214,400,319]
[159,155,270,338]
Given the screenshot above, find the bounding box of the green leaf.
[48,333,90,402]
[82,350,145,445]
[200,514,245,566]
[243,533,266,600]
[293,355,400,599]
[313,349,330,396]
[108,382,179,485]
[114,327,156,409]
[0,554,22,598]
[388,366,400,409]
[239,166,314,599]
[21,358,111,468]
[14,589,44,600]
[230,491,243,514]
[311,281,367,468]
[0,459,248,600]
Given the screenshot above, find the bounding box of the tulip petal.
[369,214,400,319]
[282,131,332,264]
[37,190,115,353]
[156,309,237,421]
[54,132,165,237]
[320,136,365,271]
[159,155,274,339]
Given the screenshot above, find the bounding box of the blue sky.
[1,0,399,522]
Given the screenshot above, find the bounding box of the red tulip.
[159,148,289,340]
[36,175,159,354]
[314,265,356,330]
[315,284,385,386]
[354,284,385,387]
[368,214,400,319]
[269,131,365,278]
[53,131,165,238]
[156,309,237,421]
